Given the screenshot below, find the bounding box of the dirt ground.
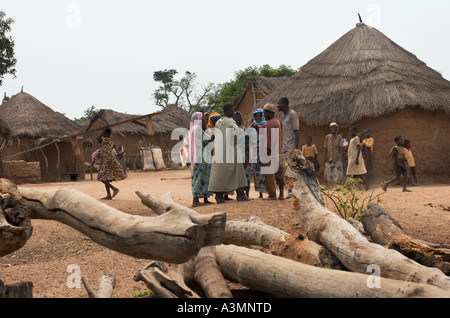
[0,169,449,298]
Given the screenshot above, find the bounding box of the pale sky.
[1,0,450,120]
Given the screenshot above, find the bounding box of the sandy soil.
[0,169,449,298]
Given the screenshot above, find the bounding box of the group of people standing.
[182,97,300,207]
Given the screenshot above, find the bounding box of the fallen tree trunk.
[362,203,450,275]
[216,244,450,298]
[0,178,226,264]
[137,191,344,269]
[284,150,450,291]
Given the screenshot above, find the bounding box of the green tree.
[152,69,219,113]
[208,64,298,112]
[74,105,99,121]
[0,11,17,86]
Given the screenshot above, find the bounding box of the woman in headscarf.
[249,108,267,198]
[208,112,221,129]
[189,112,213,207]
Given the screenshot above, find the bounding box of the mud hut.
[0,91,86,183]
[258,22,450,184]
[83,105,190,170]
[234,76,290,126]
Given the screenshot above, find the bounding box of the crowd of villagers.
[179,99,419,207]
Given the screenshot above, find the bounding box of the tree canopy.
[152,65,298,114]
[0,11,17,86]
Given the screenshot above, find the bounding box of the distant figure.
[381,136,411,193]
[207,104,249,203]
[324,122,344,188]
[302,136,320,172]
[362,128,374,186]
[208,112,221,129]
[116,145,127,176]
[259,103,284,200]
[277,97,300,198]
[249,108,267,198]
[403,139,419,186]
[346,127,369,189]
[97,128,126,200]
[234,111,250,197]
[188,112,212,207]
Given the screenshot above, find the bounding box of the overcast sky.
[1,0,450,120]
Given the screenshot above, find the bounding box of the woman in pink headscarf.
[188,112,213,207]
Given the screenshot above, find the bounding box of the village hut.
[82,105,191,170]
[0,91,86,183]
[258,22,450,184]
[234,76,290,126]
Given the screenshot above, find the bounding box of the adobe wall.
[0,137,85,182]
[0,160,41,184]
[298,108,450,185]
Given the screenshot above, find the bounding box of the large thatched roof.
[0,92,84,141]
[258,22,450,126]
[86,104,191,136]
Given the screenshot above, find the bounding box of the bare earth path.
[1,169,449,298]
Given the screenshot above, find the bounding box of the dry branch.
[82,273,116,298]
[362,203,450,275]
[284,150,450,291]
[0,178,226,263]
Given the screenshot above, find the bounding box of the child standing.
[403,139,419,186]
[381,136,411,193]
[362,128,374,186]
[346,127,369,189]
[302,136,320,172]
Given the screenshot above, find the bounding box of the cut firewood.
[362,203,450,275]
[284,149,450,291]
[216,244,450,298]
[82,273,116,298]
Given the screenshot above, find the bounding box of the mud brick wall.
[0,160,41,184]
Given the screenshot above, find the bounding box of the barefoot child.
[381,136,411,192]
[302,136,320,172]
[403,139,419,186]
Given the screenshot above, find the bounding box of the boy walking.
[381,136,411,193]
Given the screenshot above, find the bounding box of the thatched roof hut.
[0,92,83,144]
[83,105,190,169]
[259,22,450,125]
[234,76,290,125]
[0,91,86,183]
[258,22,450,184]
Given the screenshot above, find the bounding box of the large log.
[0,178,226,264]
[284,150,450,291]
[137,191,343,269]
[215,244,450,298]
[362,203,450,275]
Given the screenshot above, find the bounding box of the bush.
[320,177,384,220]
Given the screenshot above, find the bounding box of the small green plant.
[132,289,154,298]
[320,177,384,220]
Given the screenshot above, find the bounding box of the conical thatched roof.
[86,104,191,136]
[0,92,84,141]
[259,22,450,126]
